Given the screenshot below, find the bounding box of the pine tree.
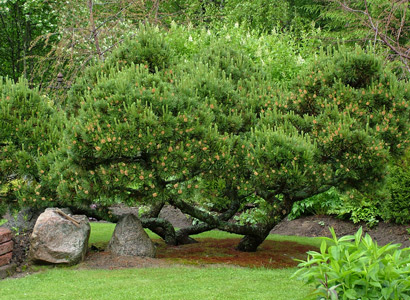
[0,77,64,214]
[29,28,410,251]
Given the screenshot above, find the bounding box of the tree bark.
[176,222,212,244]
[169,198,263,237]
[174,197,241,244]
[139,201,164,219]
[140,217,177,246]
[236,231,271,252]
[236,194,296,251]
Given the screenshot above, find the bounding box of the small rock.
[108,214,156,257]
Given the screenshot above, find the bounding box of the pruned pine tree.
[18,28,410,252]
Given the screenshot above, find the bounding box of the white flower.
[188,35,193,42]
[234,22,239,28]
[296,55,305,65]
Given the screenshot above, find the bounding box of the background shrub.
[288,188,342,220]
[383,149,410,224]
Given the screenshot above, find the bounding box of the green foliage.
[66,24,173,114]
[234,195,277,226]
[289,188,342,220]
[286,46,410,226]
[325,149,410,226]
[179,0,318,33]
[57,24,311,209]
[291,46,410,161]
[10,25,409,250]
[294,227,410,300]
[0,0,59,82]
[222,0,291,31]
[164,23,306,81]
[328,190,384,228]
[383,149,410,224]
[106,27,173,73]
[302,0,410,74]
[68,22,309,115]
[0,77,64,209]
[331,50,382,89]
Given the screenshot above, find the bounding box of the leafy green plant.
[0,219,7,226]
[293,227,410,300]
[288,187,342,220]
[326,189,387,228]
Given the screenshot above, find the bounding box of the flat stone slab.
[0,252,12,267]
[0,228,12,244]
[0,263,16,279]
[0,241,13,256]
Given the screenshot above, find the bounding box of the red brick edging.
[0,228,12,244]
[0,228,13,268]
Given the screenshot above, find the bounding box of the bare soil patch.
[271,215,410,248]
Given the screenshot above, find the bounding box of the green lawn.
[0,222,317,300]
[89,222,322,248]
[0,266,312,300]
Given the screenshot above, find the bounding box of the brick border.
[0,228,13,269]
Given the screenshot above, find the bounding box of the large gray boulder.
[108,214,156,257]
[29,208,90,265]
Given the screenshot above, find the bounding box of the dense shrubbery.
[0,77,64,212]
[292,148,410,226]
[384,149,410,224]
[288,188,342,220]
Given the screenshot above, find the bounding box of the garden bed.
[271,215,410,248]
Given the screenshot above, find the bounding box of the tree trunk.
[236,194,295,252]
[236,231,270,252]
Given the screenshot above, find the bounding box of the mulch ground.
[78,237,314,270]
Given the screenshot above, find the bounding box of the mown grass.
[0,266,312,300]
[0,222,317,300]
[89,222,322,248]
